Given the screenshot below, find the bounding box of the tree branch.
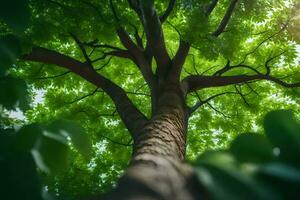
[117,27,155,87]
[182,74,300,93]
[213,60,262,76]
[99,133,133,147]
[34,70,71,80]
[127,0,141,16]
[240,24,287,64]
[206,0,219,15]
[160,0,176,23]
[69,32,92,66]
[65,88,101,104]
[264,51,286,75]
[109,0,120,22]
[189,91,237,114]
[212,0,239,37]
[234,85,250,107]
[170,40,190,80]
[82,41,124,51]
[140,1,171,77]
[22,46,148,139]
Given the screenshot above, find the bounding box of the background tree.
[0,0,300,199]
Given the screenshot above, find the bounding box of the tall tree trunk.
[98,82,203,200]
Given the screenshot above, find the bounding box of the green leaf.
[260,163,300,183]
[0,76,29,111]
[0,0,30,33]
[33,135,70,174]
[0,129,42,200]
[0,152,43,200]
[264,110,300,165]
[16,123,43,151]
[230,133,274,163]
[196,151,236,169]
[47,120,92,158]
[0,128,16,154]
[0,35,22,76]
[257,162,300,199]
[195,151,276,200]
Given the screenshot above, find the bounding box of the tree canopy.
[0,0,300,200]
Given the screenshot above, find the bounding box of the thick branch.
[140,1,171,76]
[103,50,132,60]
[206,0,219,15]
[160,0,176,23]
[23,46,148,138]
[117,27,141,53]
[171,40,190,80]
[182,74,300,93]
[212,0,238,37]
[117,27,155,86]
[127,0,141,16]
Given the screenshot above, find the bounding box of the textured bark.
[99,110,203,200]
[96,80,205,200]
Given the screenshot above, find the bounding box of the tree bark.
[96,82,204,200]
[99,113,202,200]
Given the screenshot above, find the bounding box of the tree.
[1,0,300,199]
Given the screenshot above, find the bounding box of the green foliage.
[0,120,91,199]
[0,76,28,111]
[264,110,300,166]
[0,0,299,199]
[0,3,91,198]
[0,128,43,200]
[194,110,300,200]
[48,120,93,158]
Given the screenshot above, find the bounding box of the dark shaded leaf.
[0,0,30,33]
[0,152,43,200]
[257,162,300,199]
[33,135,70,174]
[0,35,21,76]
[47,120,92,158]
[264,110,300,165]
[195,151,277,200]
[16,123,43,151]
[0,128,16,154]
[0,76,29,111]
[230,133,274,163]
[260,162,300,183]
